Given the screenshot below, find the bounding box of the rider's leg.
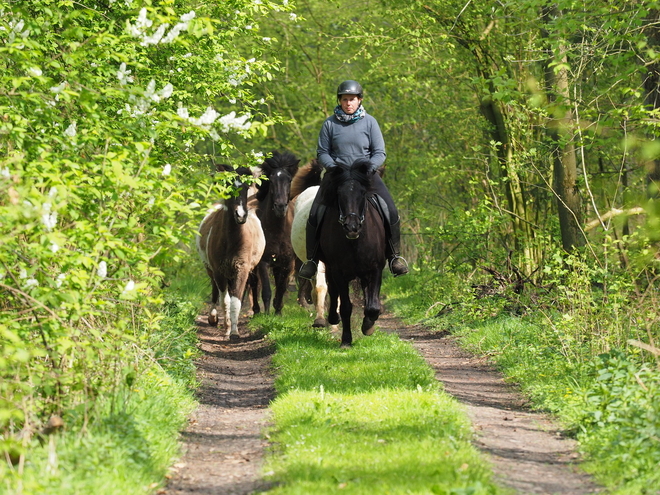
[299,200,323,280]
[371,175,408,276]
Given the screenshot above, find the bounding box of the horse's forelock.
[262,151,300,177]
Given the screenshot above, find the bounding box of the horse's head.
[257,151,300,218]
[216,163,253,224]
[332,159,372,240]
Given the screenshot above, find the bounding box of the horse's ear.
[354,159,371,176]
[216,163,233,173]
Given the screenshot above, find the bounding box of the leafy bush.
[0,0,294,488]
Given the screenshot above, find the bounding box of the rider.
[298,79,409,280]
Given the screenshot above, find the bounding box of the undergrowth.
[0,261,203,494]
[382,269,660,495]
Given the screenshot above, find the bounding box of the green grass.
[252,307,507,495]
[2,366,195,495]
[382,271,660,495]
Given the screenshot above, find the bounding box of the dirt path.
[165,310,601,495]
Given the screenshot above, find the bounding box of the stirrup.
[388,256,409,277]
[299,260,318,280]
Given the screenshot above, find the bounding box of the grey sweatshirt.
[316,110,386,170]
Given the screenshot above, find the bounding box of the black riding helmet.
[337,80,363,99]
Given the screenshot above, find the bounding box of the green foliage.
[0,0,292,489]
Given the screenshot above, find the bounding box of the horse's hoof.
[228,333,240,341]
[362,317,375,336]
[340,342,352,349]
[312,317,326,328]
[328,314,340,325]
[208,316,218,327]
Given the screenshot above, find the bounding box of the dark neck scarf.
[334,104,365,123]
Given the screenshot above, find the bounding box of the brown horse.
[318,159,387,347]
[250,151,300,315]
[197,164,265,339]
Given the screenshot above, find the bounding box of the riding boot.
[299,205,324,280]
[387,216,409,277]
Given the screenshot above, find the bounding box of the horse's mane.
[290,158,324,199]
[326,159,372,189]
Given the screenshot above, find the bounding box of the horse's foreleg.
[313,264,328,328]
[222,290,233,337]
[257,262,272,314]
[208,271,220,327]
[361,271,383,336]
[327,277,340,327]
[338,285,353,347]
[272,260,293,316]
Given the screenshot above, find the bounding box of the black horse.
[251,151,300,315]
[318,159,387,347]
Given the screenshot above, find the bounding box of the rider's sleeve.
[368,117,386,170]
[317,119,337,168]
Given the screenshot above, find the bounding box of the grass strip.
[253,308,506,495]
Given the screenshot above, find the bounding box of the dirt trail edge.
[164,316,276,495]
[165,311,601,495]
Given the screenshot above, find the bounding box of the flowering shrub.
[0,0,294,464]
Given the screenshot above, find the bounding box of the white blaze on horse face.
[235,202,247,222]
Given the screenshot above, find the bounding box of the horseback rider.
[298,80,409,280]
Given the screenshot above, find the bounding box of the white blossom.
[55,273,65,288]
[1,167,9,178]
[218,111,251,132]
[162,163,172,176]
[97,261,107,279]
[50,242,59,253]
[289,13,297,20]
[194,107,220,127]
[27,67,42,77]
[49,186,58,198]
[177,106,190,120]
[64,121,77,138]
[50,82,67,93]
[41,202,57,231]
[25,278,39,288]
[262,37,271,42]
[160,83,174,99]
[123,280,136,293]
[180,11,196,22]
[141,23,168,46]
[117,62,133,85]
[19,268,27,279]
[128,8,152,37]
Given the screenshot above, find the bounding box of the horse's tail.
[290,158,323,199]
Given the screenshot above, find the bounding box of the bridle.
[337,180,367,228]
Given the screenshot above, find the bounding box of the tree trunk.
[541,6,585,251]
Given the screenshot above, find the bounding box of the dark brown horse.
[197,164,265,339]
[250,151,300,315]
[318,159,387,347]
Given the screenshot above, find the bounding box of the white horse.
[290,186,332,328]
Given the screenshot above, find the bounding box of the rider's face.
[339,94,362,115]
